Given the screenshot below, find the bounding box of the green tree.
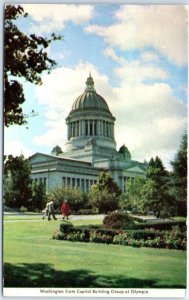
[141,156,174,218]
[4,5,62,127]
[170,133,187,216]
[89,172,121,213]
[4,155,32,209]
[49,186,89,213]
[119,177,146,211]
[31,181,47,212]
[140,179,174,217]
[98,171,122,196]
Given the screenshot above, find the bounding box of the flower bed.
[52,222,186,250]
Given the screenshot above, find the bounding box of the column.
[92,120,95,135]
[71,122,74,137]
[101,120,103,136]
[82,120,85,136]
[110,123,113,138]
[67,124,69,139]
[79,120,82,136]
[97,120,100,136]
[112,123,114,138]
[84,179,86,192]
[107,122,109,137]
[103,121,105,136]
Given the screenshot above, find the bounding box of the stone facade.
[29,75,147,192]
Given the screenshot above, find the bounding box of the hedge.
[133,220,186,232]
[52,222,187,250]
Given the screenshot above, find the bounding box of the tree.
[170,133,187,216]
[4,5,62,127]
[140,179,174,218]
[98,171,122,197]
[141,156,174,218]
[31,181,47,212]
[4,155,32,208]
[119,177,146,211]
[49,186,89,214]
[89,172,121,213]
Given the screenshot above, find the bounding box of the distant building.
[29,74,147,192]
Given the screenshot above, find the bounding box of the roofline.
[28,152,92,165]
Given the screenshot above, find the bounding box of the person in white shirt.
[48,198,57,221]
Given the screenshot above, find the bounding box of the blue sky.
[4,4,188,170]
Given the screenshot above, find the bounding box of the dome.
[64,74,116,155]
[118,145,131,160]
[71,74,110,112]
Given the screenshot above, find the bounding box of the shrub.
[19,206,27,213]
[59,221,73,233]
[66,231,85,242]
[53,222,186,250]
[134,220,186,232]
[113,233,129,246]
[52,230,64,240]
[103,211,134,229]
[89,231,113,244]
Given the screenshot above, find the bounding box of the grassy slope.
[3,217,186,288]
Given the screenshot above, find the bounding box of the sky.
[4,3,188,170]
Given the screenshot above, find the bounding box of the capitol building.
[29,74,147,192]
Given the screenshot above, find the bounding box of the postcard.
[3,1,187,298]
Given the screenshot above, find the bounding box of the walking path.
[4,213,105,222]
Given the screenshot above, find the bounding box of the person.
[61,200,70,220]
[42,200,50,220]
[48,198,57,221]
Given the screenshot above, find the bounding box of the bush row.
[133,220,186,232]
[52,222,187,250]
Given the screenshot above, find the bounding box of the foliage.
[31,181,47,212]
[103,211,134,229]
[140,179,174,218]
[19,206,27,213]
[134,220,186,232]
[89,172,121,213]
[49,186,89,213]
[54,222,186,250]
[119,177,146,211]
[140,156,175,218]
[98,172,122,196]
[170,133,187,216]
[4,5,62,127]
[59,221,74,233]
[4,155,32,208]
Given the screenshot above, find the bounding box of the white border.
[1,1,188,300]
[3,288,186,298]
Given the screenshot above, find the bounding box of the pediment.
[126,165,145,174]
[29,153,57,164]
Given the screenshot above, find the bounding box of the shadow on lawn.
[4,262,185,288]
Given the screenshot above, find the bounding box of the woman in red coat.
[61,200,70,220]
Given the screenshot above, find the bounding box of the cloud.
[4,140,33,158]
[141,51,159,63]
[112,82,187,164]
[86,5,188,66]
[33,62,187,169]
[33,63,110,149]
[23,4,94,33]
[104,47,168,83]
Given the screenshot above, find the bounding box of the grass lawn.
[3,215,186,288]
